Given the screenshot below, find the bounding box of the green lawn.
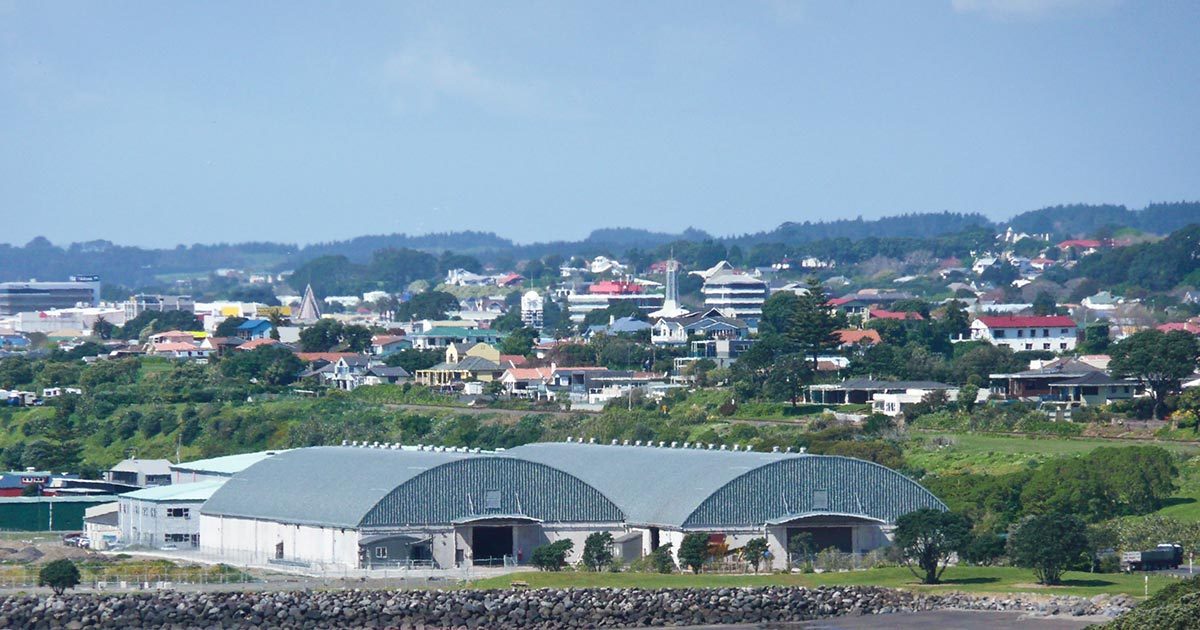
[907,432,1200,476]
[471,566,1183,598]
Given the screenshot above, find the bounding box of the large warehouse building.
[198,441,945,571]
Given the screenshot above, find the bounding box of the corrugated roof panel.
[200,447,471,528]
[361,457,623,527]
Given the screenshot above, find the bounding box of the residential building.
[370,334,410,356]
[409,326,503,350]
[235,319,274,340]
[807,379,955,406]
[968,315,1078,352]
[1048,372,1141,407]
[701,272,767,325]
[652,310,749,347]
[0,276,101,316]
[415,343,504,387]
[566,281,664,323]
[987,358,1104,400]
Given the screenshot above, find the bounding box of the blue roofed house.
[236,319,274,340]
[585,316,652,339]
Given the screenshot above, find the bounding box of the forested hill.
[1006,202,1200,237]
[728,212,992,246]
[2,202,1196,287]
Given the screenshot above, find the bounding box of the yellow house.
[415,343,504,387]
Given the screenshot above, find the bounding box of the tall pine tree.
[786,277,841,370]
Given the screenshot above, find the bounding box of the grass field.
[906,431,1200,476]
[471,566,1185,598]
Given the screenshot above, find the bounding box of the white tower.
[520,290,544,330]
[649,256,688,318]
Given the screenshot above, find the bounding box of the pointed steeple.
[296,284,322,323]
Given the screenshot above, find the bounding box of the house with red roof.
[968,315,1078,352]
[836,329,882,349]
[866,309,924,322]
[1158,320,1200,335]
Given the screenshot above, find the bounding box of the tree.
[759,292,802,337]
[38,558,80,595]
[581,532,614,571]
[531,539,574,571]
[762,353,814,408]
[214,316,249,338]
[787,532,815,568]
[893,508,973,584]
[1032,291,1058,316]
[1110,329,1200,419]
[742,537,770,573]
[963,532,1006,566]
[940,300,970,340]
[91,316,115,340]
[499,327,537,357]
[1007,513,1090,585]
[298,319,343,352]
[787,278,840,369]
[957,383,980,413]
[384,348,443,373]
[1077,322,1110,354]
[678,532,711,574]
[340,324,372,353]
[394,291,459,321]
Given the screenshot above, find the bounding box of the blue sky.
[2,1,1198,247]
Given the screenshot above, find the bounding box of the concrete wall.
[199,515,362,568]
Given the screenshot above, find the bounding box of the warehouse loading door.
[472,526,513,566]
[788,526,852,553]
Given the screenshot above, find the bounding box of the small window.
[375,546,388,559]
[994,330,1006,338]
[1060,343,1068,350]
[1042,329,1050,337]
[1043,343,1050,350]
[812,489,829,511]
[484,490,501,510]
[1017,329,1024,338]
[1025,343,1032,350]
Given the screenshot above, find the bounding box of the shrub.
[580,532,614,571]
[649,544,675,574]
[531,539,574,571]
[678,532,710,574]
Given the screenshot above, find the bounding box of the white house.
[968,315,1078,352]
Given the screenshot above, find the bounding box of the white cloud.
[951,0,1120,19]
[382,43,538,115]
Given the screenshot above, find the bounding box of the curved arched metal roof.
[684,455,946,528]
[507,443,944,528]
[201,443,944,531]
[361,457,624,527]
[507,442,791,526]
[201,446,473,528]
[201,447,625,529]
